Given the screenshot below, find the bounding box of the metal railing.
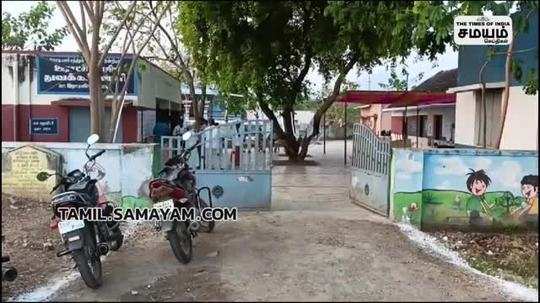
[351,123,391,175]
[161,119,273,172]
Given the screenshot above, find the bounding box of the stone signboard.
[2,145,62,200]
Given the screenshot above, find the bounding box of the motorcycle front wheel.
[167,221,192,264]
[72,226,102,289]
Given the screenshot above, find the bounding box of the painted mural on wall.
[391,150,424,227]
[392,149,538,229]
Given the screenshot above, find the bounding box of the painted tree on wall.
[178,1,453,161]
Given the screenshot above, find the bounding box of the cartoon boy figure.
[465,169,493,225]
[512,175,538,220]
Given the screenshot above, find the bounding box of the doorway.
[69,107,123,142]
[434,115,443,140]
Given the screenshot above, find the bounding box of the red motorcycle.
[149,131,214,264]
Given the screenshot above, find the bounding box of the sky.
[393,150,539,196]
[2,1,459,94]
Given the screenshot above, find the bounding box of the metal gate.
[350,123,392,216]
[161,120,273,209]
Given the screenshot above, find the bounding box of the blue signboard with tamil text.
[30,118,58,135]
[37,53,136,95]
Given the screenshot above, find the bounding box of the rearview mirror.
[182,131,193,141]
[86,134,99,145]
[36,171,51,182]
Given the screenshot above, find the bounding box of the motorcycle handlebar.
[88,149,106,161]
[50,179,64,194]
[185,142,200,155]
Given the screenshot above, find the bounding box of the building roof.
[1,50,179,83]
[339,69,458,108]
[338,90,455,107]
[412,68,457,92]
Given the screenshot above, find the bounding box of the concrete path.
[49,141,513,301]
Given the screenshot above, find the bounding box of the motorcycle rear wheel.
[198,198,215,233]
[167,221,192,264]
[72,227,102,289]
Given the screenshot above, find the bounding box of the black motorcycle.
[36,134,123,289]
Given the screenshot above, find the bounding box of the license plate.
[153,199,174,209]
[58,220,85,234]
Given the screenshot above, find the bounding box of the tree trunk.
[188,83,201,130]
[478,59,489,148]
[257,97,300,160]
[495,37,515,149]
[88,62,103,138]
[280,104,302,160]
[297,56,358,160]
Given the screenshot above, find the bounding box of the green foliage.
[523,69,539,95]
[1,1,67,51]
[414,1,539,95]
[323,104,359,128]
[379,67,409,91]
[177,1,452,127]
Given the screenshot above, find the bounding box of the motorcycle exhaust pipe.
[2,266,17,282]
[97,243,109,256]
[188,221,200,232]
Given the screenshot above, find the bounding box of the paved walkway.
[49,141,513,301]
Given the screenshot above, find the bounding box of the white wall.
[1,55,16,104]
[2,142,155,198]
[454,91,477,146]
[454,87,538,150]
[500,86,538,150]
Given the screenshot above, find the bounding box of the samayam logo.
[454,15,513,45]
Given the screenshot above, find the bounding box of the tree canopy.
[178,1,452,160]
[2,1,67,51]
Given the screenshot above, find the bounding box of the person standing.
[172,117,185,136]
[153,116,171,144]
[172,117,186,152]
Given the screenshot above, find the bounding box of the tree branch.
[111,1,171,142]
[79,2,88,47]
[81,1,96,23]
[147,0,202,128]
[299,54,358,158]
[56,2,90,60]
[258,95,285,139]
[98,1,137,66]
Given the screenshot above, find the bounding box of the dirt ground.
[430,231,539,289]
[1,194,71,299]
[1,141,535,301]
